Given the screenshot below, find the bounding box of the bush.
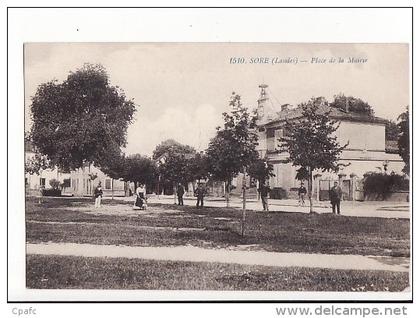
[363,172,408,200]
[49,178,61,189]
[42,188,62,197]
[270,187,288,199]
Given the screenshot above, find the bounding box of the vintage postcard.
[22,42,410,301]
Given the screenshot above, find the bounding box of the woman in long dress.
[133,184,147,210]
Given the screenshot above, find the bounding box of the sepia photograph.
[23,42,410,299]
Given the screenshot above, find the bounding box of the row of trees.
[26,64,410,233]
[101,93,274,207]
[25,65,275,235]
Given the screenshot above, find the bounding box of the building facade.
[255,85,405,201]
[25,142,126,197]
[69,164,126,197]
[25,142,72,195]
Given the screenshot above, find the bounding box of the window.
[266,128,275,138]
[274,129,283,149]
[105,179,112,190]
[62,179,70,188]
[40,178,46,187]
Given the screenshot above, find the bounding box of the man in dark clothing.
[176,183,185,206]
[297,182,307,206]
[194,183,206,208]
[258,183,270,211]
[329,181,343,214]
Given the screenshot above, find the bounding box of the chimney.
[281,104,289,111]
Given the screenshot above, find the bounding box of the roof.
[261,104,388,127]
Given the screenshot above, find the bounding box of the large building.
[255,85,405,201]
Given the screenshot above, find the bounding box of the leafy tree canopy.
[101,153,158,185]
[279,97,348,174]
[330,94,375,116]
[206,93,259,184]
[397,107,410,174]
[248,158,274,184]
[152,139,196,160]
[279,97,349,212]
[123,154,158,185]
[25,152,51,175]
[385,119,399,141]
[187,152,210,182]
[29,63,136,170]
[153,139,197,185]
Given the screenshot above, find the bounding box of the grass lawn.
[26,197,410,257]
[26,254,409,291]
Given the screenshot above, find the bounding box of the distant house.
[25,141,126,197]
[254,84,405,201]
[25,142,71,195]
[69,164,126,197]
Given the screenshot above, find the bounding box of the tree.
[124,154,159,188]
[101,153,159,197]
[248,158,274,186]
[29,63,136,171]
[186,152,210,182]
[25,152,51,175]
[99,152,129,197]
[206,92,259,211]
[153,139,197,200]
[279,97,348,213]
[330,94,374,116]
[397,107,410,175]
[152,139,196,161]
[385,119,399,141]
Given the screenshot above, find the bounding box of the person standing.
[38,184,45,204]
[329,181,343,215]
[258,183,270,212]
[94,182,103,208]
[194,183,206,208]
[297,182,307,206]
[176,183,185,206]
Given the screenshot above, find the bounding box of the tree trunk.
[308,167,314,213]
[256,180,261,201]
[241,167,247,237]
[111,179,114,201]
[88,163,92,196]
[173,182,177,204]
[225,179,231,208]
[157,176,160,199]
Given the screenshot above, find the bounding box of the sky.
[24,43,409,156]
